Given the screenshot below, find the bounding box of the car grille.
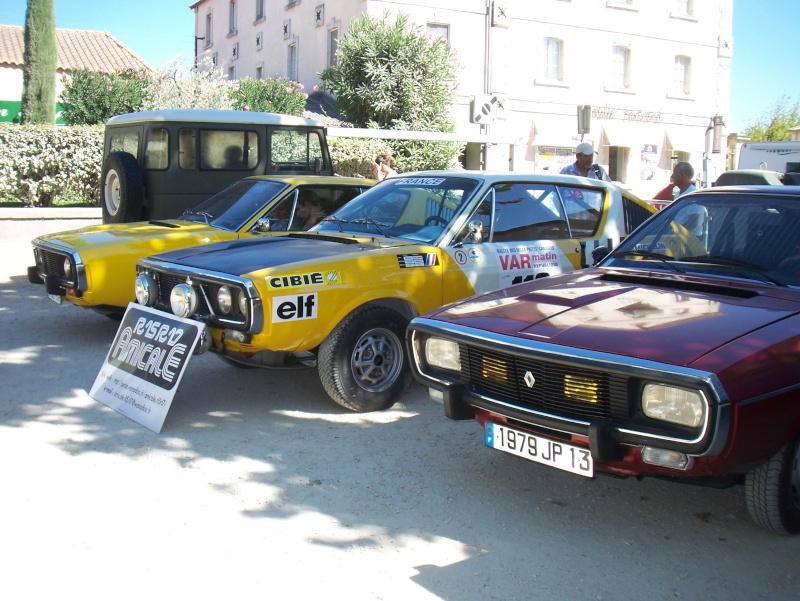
[37,248,65,277]
[459,344,630,421]
[152,272,212,316]
[623,197,654,232]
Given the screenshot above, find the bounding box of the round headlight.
[63,257,73,280]
[217,286,232,314]
[134,273,158,306]
[170,283,198,318]
[237,290,248,317]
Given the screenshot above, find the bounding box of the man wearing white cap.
[560,142,611,181]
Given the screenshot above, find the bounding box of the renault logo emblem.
[524,371,536,388]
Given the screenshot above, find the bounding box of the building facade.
[191,0,732,198]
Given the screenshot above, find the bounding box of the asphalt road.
[1,216,799,600]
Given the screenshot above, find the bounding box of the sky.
[1,0,798,133]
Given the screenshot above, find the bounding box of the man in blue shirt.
[560,142,610,181]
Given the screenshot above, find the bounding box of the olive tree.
[744,95,800,142]
[319,11,463,171]
[21,0,57,124]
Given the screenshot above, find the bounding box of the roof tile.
[0,24,150,72]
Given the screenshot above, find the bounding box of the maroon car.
[407,185,800,535]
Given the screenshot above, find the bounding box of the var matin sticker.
[89,303,202,433]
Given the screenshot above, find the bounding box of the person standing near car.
[372,154,399,181]
[672,161,696,198]
[560,142,611,181]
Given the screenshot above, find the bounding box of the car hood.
[33,219,224,253]
[426,269,800,367]
[146,233,418,275]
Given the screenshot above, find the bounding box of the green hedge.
[0,123,104,206]
[0,124,397,207]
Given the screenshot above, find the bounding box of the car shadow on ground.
[2,272,798,600]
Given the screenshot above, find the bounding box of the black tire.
[318,305,411,412]
[101,152,144,223]
[744,433,800,535]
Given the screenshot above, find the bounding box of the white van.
[737,141,800,173]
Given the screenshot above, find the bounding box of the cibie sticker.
[268,272,323,289]
[272,293,318,322]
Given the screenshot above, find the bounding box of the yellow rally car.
[27,176,373,317]
[134,172,656,412]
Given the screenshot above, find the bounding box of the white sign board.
[90,303,202,433]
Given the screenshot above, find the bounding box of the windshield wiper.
[679,255,787,286]
[179,209,213,224]
[610,250,685,273]
[319,215,347,232]
[350,218,390,237]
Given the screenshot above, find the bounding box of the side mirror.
[251,218,271,234]
[313,157,322,175]
[591,245,611,265]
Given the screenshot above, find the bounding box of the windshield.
[314,176,480,243]
[179,179,288,231]
[604,193,800,286]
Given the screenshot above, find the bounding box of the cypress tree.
[21,0,57,124]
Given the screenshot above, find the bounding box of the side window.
[179,128,197,169]
[144,127,169,170]
[492,183,569,242]
[456,193,493,244]
[271,129,325,171]
[559,187,604,237]
[199,130,259,170]
[263,195,295,231]
[109,133,138,157]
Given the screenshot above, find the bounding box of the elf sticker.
[272,293,318,322]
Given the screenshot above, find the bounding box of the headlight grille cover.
[460,344,627,421]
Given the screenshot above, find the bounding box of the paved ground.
[1,213,799,600]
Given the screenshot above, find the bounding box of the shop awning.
[659,127,705,168]
[597,121,665,165]
[664,127,705,153]
[524,119,580,149]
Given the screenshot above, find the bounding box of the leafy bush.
[144,55,233,111]
[328,137,393,178]
[60,68,151,125]
[319,11,463,172]
[320,12,458,128]
[230,77,308,116]
[0,123,103,207]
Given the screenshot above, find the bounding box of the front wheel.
[318,306,411,412]
[745,433,800,535]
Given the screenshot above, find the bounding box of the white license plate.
[48,293,62,304]
[486,422,593,477]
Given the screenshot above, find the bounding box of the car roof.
[106,109,326,128]
[394,170,631,190]
[714,169,785,186]
[686,185,800,198]
[244,175,375,186]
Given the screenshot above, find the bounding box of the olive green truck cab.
[101,109,334,223]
